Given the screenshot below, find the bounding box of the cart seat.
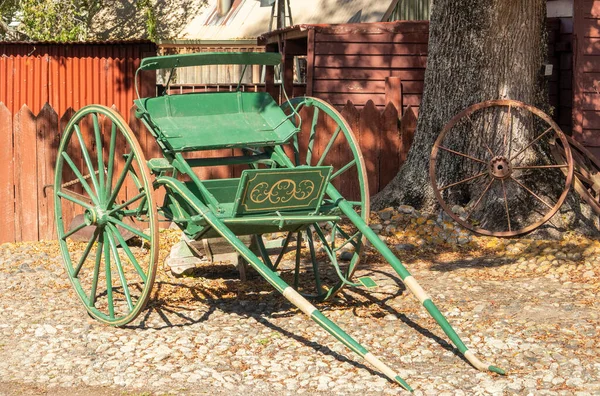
[135,92,298,152]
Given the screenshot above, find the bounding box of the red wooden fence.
[0,101,415,243]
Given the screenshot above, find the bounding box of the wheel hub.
[84,208,109,226]
[489,156,512,179]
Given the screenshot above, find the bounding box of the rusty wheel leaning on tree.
[429,99,574,237]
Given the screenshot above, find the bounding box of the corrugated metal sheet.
[0,42,157,117]
[180,0,397,40]
[387,0,432,21]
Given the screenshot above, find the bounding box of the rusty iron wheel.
[551,135,600,217]
[429,99,574,237]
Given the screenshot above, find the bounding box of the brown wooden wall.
[307,21,428,116]
[574,1,600,157]
[0,41,157,118]
[548,17,574,134]
[296,19,572,123]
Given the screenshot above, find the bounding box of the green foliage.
[137,0,158,42]
[24,0,103,41]
[1,0,103,41]
[1,0,160,42]
[0,0,19,37]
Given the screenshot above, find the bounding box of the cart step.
[358,276,377,289]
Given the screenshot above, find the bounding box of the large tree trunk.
[374,0,597,237]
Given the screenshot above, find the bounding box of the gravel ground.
[1,209,599,395]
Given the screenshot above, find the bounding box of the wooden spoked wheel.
[552,135,600,216]
[256,97,370,301]
[54,105,158,326]
[430,100,573,237]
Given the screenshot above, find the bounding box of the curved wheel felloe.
[430,99,573,237]
[552,135,600,216]
[256,97,370,301]
[54,105,158,326]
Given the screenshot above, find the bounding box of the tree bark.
[374,0,598,237]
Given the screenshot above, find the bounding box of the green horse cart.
[54,52,505,391]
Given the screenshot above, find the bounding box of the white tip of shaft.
[464,350,490,371]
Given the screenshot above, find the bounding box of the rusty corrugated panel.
[0,41,157,119]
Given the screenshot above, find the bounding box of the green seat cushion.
[135,92,298,151]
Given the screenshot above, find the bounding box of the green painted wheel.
[257,97,370,301]
[54,105,158,326]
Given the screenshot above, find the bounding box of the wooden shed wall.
[307,20,569,120]
[548,17,574,134]
[574,0,600,155]
[0,42,157,118]
[309,21,428,115]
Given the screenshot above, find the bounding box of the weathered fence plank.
[14,105,39,242]
[360,100,381,196]
[379,103,401,191]
[37,104,59,241]
[0,103,15,243]
[340,101,362,201]
[399,106,417,166]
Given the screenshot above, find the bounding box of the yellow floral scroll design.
[249,179,316,204]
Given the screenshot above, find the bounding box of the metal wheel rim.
[429,99,574,237]
[54,105,158,326]
[551,135,600,216]
[265,96,370,301]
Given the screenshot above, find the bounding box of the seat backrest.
[136,91,284,122]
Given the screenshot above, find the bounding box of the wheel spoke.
[575,171,595,186]
[510,126,553,162]
[61,220,88,240]
[331,159,356,180]
[316,126,342,166]
[305,230,323,295]
[439,172,487,192]
[104,230,115,319]
[466,114,494,157]
[292,133,301,166]
[92,114,105,199]
[437,145,487,164]
[504,105,512,157]
[107,152,135,208]
[61,152,100,206]
[107,217,150,241]
[306,107,320,166]
[107,223,148,283]
[501,179,511,232]
[333,230,360,252]
[89,233,103,307]
[73,229,99,278]
[74,124,102,199]
[512,164,569,170]
[464,177,495,221]
[57,190,93,210]
[272,232,294,271]
[346,200,363,207]
[106,228,134,312]
[510,176,554,210]
[294,232,302,289]
[108,191,146,215]
[105,123,117,201]
[255,236,275,270]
